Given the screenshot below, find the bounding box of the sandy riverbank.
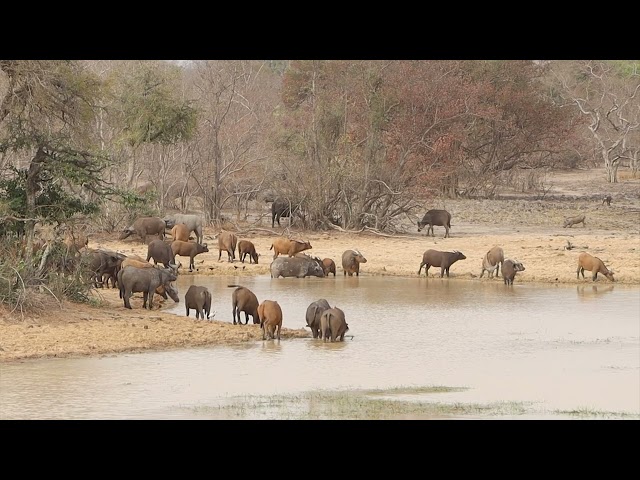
[2,168,639,363]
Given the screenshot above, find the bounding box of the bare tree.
[550,60,640,182]
[187,60,279,223]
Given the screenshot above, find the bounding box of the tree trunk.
[24,147,46,267]
[602,148,619,183]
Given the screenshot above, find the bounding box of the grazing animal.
[120,217,166,243]
[231,286,260,325]
[237,239,259,264]
[170,223,191,242]
[146,239,176,268]
[87,249,124,288]
[480,246,504,279]
[117,266,179,309]
[577,252,615,282]
[563,214,586,228]
[95,249,127,288]
[418,249,466,278]
[320,307,349,342]
[341,249,367,277]
[270,256,325,278]
[502,259,525,285]
[171,240,209,272]
[116,259,174,300]
[270,237,312,259]
[257,300,283,340]
[271,198,301,228]
[184,285,212,320]
[306,299,331,339]
[163,214,204,245]
[321,258,336,277]
[417,209,452,238]
[217,231,238,263]
[602,195,612,206]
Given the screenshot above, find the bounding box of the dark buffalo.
[120,217,166,243]
[146,239,176,268]
[417,209,452,238]
[418,249,466,278]
[305,299,331,339]
[117,266,179,310]
[185,285,212,320]
[270,256,325,278]
[271,198,301,228]
[86,249,125,288]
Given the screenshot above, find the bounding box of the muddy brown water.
[1,275,638,419]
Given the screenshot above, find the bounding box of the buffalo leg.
[124,288,133,309]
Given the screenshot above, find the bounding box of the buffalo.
[418,249,466,278]
[120,217,166,243]
[163,214,204,245]
[117,266,179,310]
[342,250,367,277]
[271,198,301,228]
[417,209,452,238]
[270,256,325,278]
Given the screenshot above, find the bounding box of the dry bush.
[0,238,95,318]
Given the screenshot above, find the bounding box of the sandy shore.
[2,183,639,363]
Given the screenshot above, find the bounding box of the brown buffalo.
[480,246,504,279]
[418,249,466,278]
[258,300,283,340]
[321,258,336,277]
[270,237,312,260]
[577,252,614,282]
[218,231,238,263]
[231,286,260,325]
[320,307,349,342]
[171,223,191,242]
[172,240,209,272]
[342,249,367,277]
[237,240,259,264]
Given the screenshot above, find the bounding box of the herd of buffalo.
[73,206,616,342]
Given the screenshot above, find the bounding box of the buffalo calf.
[502,259,525,285]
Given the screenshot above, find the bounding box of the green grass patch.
[183,387,530,420]
[556,407,640,419]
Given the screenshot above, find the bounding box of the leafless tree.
[550,60,640,182]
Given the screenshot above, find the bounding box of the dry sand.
[1,167,639,362]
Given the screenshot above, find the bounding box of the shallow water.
[1,275,638,419]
